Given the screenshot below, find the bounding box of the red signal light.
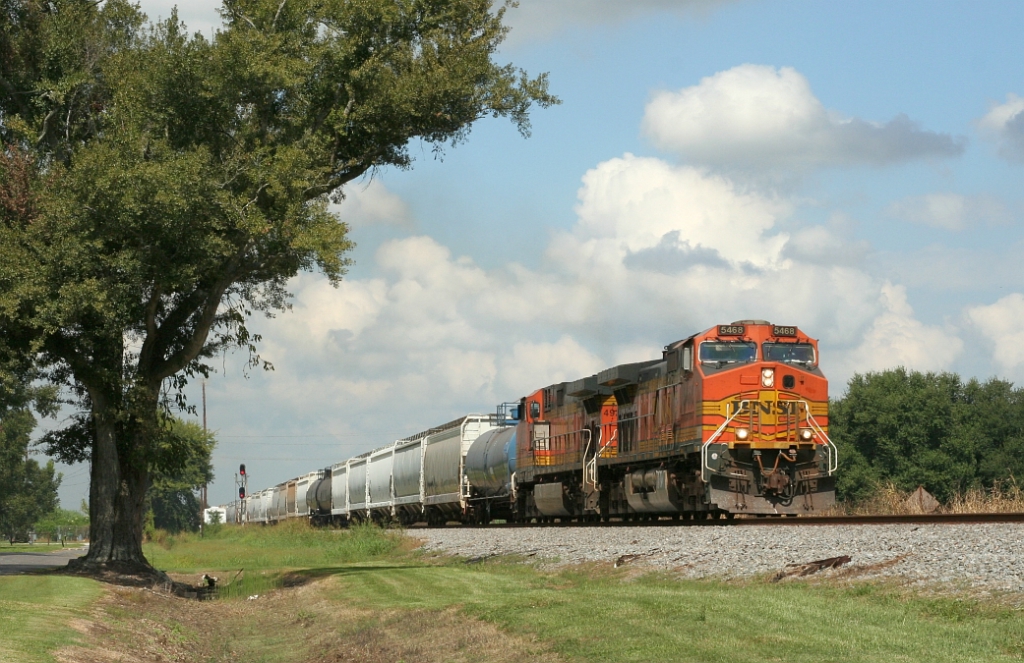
[239,463,246,476]
[239,486,245,499]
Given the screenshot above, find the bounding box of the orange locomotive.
[510,320,835,520]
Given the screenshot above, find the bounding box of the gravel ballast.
[413,523,1024,593]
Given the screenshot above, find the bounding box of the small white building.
[203,506,227,525]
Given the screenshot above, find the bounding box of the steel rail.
[409,512,1024,529]
[725,512,1024,526]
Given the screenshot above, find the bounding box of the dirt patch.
[313,607,559,663]
[55,575,562,663]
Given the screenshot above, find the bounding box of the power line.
[218,434,404,439]
[214,456,347,461]
[213,441,377,447]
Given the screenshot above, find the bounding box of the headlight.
[735,427,750,441]
[799,428,814,441]
[761,368,775,387]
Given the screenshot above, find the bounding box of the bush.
[830,369,1024,504]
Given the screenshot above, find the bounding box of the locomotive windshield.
[699,341,757,365]
[763,342,816,365]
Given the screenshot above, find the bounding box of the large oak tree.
[0,0,555,573]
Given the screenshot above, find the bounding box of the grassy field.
[138,522,1024,663]
[328,561,1024,662]
[144,520,403,598]
[0,542,86,553]
[0,576,103,663]
[8,523,1024,662]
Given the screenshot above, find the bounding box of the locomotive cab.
[696,321,835,514]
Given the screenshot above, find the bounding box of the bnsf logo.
[730,400,801,415]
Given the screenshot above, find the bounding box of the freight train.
[222,321,836,526]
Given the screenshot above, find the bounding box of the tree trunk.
[72,388,155,574]
[81,389,119,563]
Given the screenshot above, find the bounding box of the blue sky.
[52,0,1024,507]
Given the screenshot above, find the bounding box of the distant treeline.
[830,368,1024,503]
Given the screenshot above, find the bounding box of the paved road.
[0,547,87,575]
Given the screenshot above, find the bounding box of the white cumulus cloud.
[643,64,965,170]
[967,294,1024,372]
[978,94,1024,162]
[332,179,414,229]
[558,153,791,270]
[498,337,606,396]
[836,283,963,376]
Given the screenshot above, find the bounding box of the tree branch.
[44,334,106,395]
[136,284,163,374]
[149,287,208,362]
[149,281,231,384]
[271,0,287,30]
[149,245,252,384]
[35,109,57,145]
[303,163,371,201]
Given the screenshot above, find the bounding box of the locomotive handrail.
[583,428,616,492]
[575,427,594,462]
[798,400,837,475]
[582,427,599,492]
[533,427,591,450]
[701,400,749,483]
[533,427,591,469]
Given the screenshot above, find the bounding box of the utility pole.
[200,380,208,536]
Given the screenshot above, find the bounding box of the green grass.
[0,542,85,553]
[144,520,402,598]
[143,524,1024,662]
[325,559,1024,663]
[0,576,103,663]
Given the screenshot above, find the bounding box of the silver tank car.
[465,427,517,496]
[305,470,332,524]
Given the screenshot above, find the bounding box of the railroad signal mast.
[236,464,248,524]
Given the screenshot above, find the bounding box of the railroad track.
[714,512,1024,526]
[409,512,1024,529]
